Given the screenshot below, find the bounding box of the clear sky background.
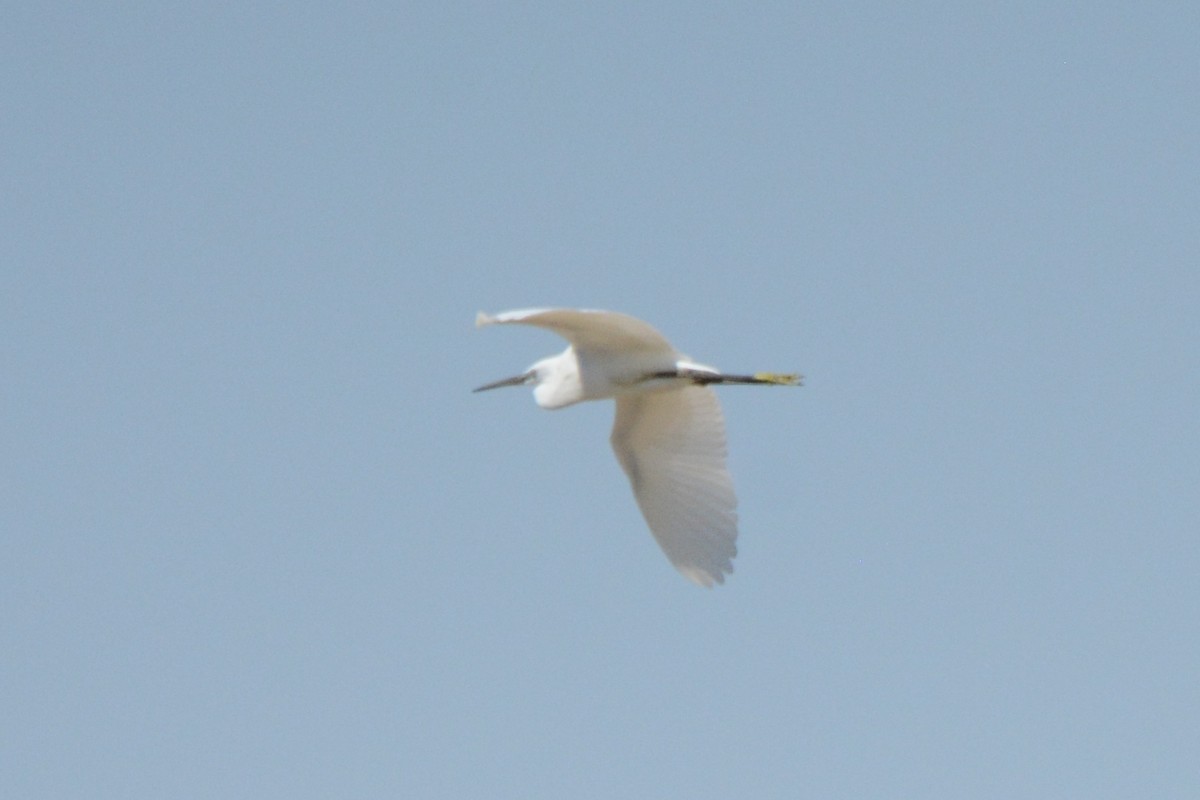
[4,3,1198,798]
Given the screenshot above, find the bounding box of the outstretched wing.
[476,308,677,358]
[610,385,738,587]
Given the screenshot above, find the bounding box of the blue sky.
[4,3,1198,798]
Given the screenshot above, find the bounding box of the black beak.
[473,371,534,393]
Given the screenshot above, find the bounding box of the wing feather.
[609,386,738,586]
[477,308,676,358]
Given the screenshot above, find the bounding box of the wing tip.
[678,564,731,588]
[475,311,496,328]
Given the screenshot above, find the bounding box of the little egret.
[474,308,801,587]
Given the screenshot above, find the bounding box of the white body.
[476,308,776,587]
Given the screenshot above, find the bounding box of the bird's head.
[473,348,583,410]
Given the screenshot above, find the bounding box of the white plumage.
[474,308,799,587]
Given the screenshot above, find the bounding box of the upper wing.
[609,385,738,587]
[476,308,676,358]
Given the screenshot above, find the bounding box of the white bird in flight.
[474,308,801,587]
